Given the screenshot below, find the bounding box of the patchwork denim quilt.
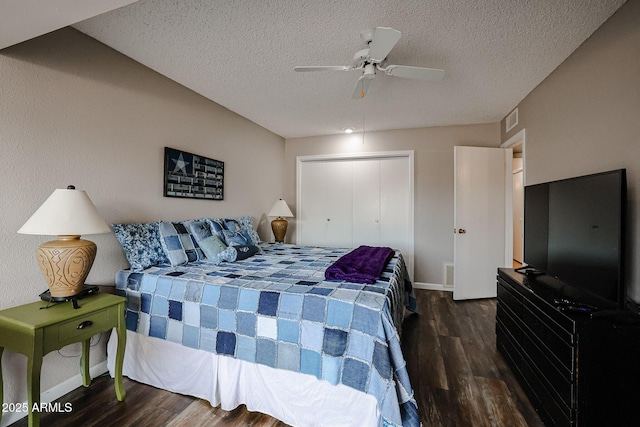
[115,243,419,427]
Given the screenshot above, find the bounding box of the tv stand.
[496,268,640,427]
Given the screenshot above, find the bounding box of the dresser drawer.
[522,304,575,368]
[497,277,523,310]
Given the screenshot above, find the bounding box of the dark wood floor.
[12,290,544,426]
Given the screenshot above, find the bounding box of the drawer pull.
[77,320,93,330]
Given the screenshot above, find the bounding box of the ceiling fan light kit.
[294,26,444,99]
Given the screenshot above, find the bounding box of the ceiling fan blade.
[351,77,372,99]
[384,65,445,81]
[294,65,352,72]
[367,27,401,62]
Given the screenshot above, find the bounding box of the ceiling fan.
[294,27,445,99]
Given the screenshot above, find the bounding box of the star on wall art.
[172,152,190,174]
[163,147,224,200]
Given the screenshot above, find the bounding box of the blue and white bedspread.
[115,243,419,427]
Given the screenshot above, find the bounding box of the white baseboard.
[414,282,453,292]
[0,361,109,427]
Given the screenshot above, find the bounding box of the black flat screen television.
[523,169,627,308]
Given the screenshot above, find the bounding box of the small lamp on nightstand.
[18,185,111,298]
[267,199,294,243]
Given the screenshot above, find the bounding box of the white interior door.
[453,146,512,300]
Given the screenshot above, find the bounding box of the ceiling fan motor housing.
[352,48,370,67]
[363,63,376,79]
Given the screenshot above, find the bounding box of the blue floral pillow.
[112,222,168,272]
[211,245,259,263]
[234,215,261,244]
[216,246,239,263]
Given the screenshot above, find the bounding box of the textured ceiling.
[0,0,139,50]
[5,0,628,139]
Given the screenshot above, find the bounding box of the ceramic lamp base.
[35,235,96,298]
[271,217,288,243]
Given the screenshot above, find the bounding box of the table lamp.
[18,185,111,298]
[267,199,294,243]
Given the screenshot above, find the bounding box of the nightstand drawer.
[56,309,110,344]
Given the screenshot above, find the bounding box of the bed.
[107,217,419,427]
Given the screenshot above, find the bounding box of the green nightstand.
[0,293,126,427]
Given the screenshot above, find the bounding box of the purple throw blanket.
[325,245,395,284]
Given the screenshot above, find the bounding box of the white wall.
[501,0,640,300]
[0,27,284,420]
[285,124,501,286]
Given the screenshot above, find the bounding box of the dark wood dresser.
[496,268,640,427]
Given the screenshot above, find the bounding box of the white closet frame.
[296,151,415,280]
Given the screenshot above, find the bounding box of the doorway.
[501,129,526,268]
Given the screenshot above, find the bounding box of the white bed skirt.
[107,330,380,426]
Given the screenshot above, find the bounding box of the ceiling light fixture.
[344,127,354,134]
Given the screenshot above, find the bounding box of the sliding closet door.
[299,160,353,248]
[352,158,411,263]
[353,159,380,246]
[298,152,414,280]
[325,161,353,247]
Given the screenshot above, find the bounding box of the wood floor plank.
[10,290,544,427]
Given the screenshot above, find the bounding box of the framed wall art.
[164,147,224,200]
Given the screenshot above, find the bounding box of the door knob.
[457,228,466,234]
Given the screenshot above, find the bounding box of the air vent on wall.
[506,108,518,132]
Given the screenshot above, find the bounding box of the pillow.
[233,245,260,260]
[158,221,205,266]
[223,218,242,232]
[112,222,168,272]
[210,245,259,263]
[206,218,227,240]
[234,215,261,244]
[221,229,252,246]
[188,220,228,259]
[216,246,239,263]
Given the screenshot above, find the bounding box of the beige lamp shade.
[18,187,111,236]
[18,186,111,297]
[267,199,294,218]
[267,199,293,243]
